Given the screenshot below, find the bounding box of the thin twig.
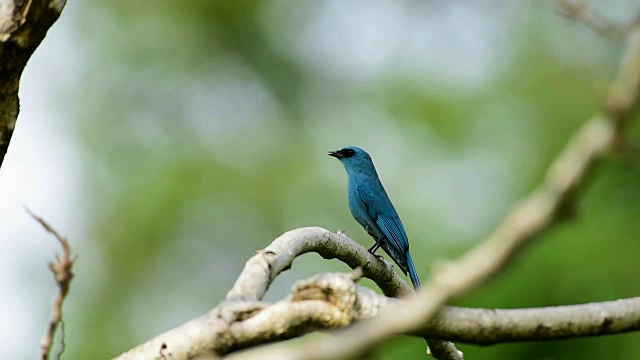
[56,321,66,360]
[28,208,76,360]
[557,0,630,39]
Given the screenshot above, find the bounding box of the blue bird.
[329,146,421,289]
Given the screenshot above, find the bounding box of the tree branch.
[225,227,411,301]
[557,0,632,39]
[28,208,76,360]
[114,254,640,360]
[0,0,67,168]
[424,297,640,344]
[225,20,640,360]
[229,278,640,356]
[224,227,461,359]
[113,227,640,360]
[113,228,415,360]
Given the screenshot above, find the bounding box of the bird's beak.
[328,150,343,158]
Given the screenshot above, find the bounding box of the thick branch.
[115,267,640,360]
[0,0,66,168]
[228,22,640,360]
[112,228,413,360]
[425,298,640,344]
[231,276,640,357]
[225,279,640,360]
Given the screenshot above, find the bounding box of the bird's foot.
[368,242,381,254]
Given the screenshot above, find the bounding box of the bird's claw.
[368,242,381,254]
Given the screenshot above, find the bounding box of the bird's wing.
[375,214,409,254]
[355,182,409,254]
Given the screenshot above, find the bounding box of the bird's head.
[328,146,376,174]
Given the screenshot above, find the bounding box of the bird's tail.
[406,251,421,289]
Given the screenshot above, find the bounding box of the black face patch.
[339,148,356,157]
[328,148,357,158]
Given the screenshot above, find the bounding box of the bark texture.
[0,0,66,168]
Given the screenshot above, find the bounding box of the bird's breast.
[346,178,371,228]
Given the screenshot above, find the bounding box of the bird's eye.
[344,149,356,157]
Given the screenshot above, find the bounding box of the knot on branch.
[289,273,358,326]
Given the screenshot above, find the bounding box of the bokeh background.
[2,0,640,359]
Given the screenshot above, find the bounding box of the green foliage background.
[59,1,640,358]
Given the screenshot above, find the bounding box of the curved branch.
[0,0,67,168]
[112,272,391,360]
[225,227,412,300]
[112,228,415,360]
